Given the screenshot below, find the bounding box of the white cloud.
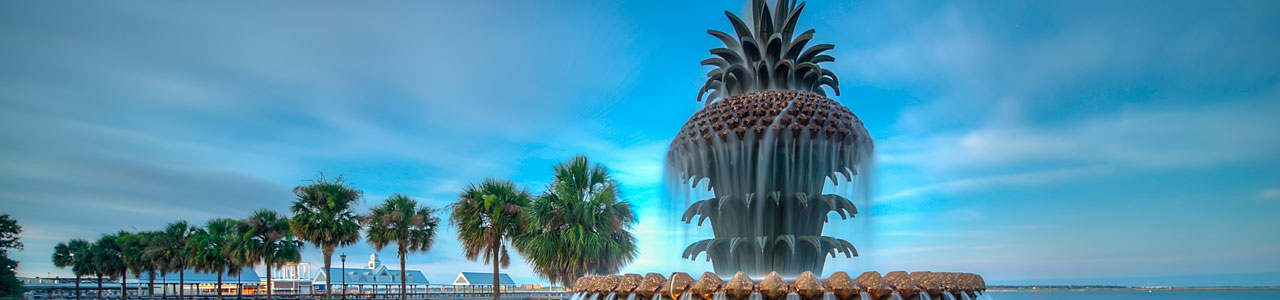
[1259,189,1280,200]
[878,97,1280,172]
[876,166,1111,202]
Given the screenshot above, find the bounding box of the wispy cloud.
[1259,189,1280,200]
[876,166,1111,202]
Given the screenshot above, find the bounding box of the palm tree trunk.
[179,267,185,300]
[97,275,103,300]
[216,272,223,300]
[149,270,156,300]
[398,249,407,300]
[75,275,82,300]
[160,274,166,300]
[265,254,273,300]
[123,270,130,300]
[323,249,333,300]
[492,244,500,300]
[237,272,242,300]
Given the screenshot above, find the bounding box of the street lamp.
[340,254,346,300]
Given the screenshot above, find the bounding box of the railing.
[37,291,571,300]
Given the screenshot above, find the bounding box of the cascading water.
[942,293,957,300]
[822,292,837,300]
[749,294,764,300]
[606,294,617,300]
[859,292,873,300]
[890,292,905,300]
[679,293,692,300]
[668,91,874,277]
[786,293,801,300]
[713,293,728,300]
[920,293,934,300]
[652,294,663,300]
[589,293,600,300]
[959,293,972,300]
[627,294,637,300]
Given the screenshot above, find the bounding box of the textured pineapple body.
[667,90,873,276]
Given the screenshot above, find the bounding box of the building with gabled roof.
[311,253,430,294]
[452,272,516,287]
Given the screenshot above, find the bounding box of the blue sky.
[2,0,1279,287]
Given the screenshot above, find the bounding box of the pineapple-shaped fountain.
[666,0,871,277]
[571,1,990,299]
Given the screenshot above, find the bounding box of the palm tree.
[52,239,93,300]
[452,179,530,300]
[93,232,127,300]
[84,241,107,300]
[120,232,159,300]
[163,221,197,299]
[515,156,638,288]
[364,195,440,300]
[289,176,362,300]
[191,219,239,300]
[239,209,303,300]
[142,232,177,300]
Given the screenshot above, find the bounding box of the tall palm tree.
[240,209,303,300]
[191,219,239,300]
[163,221,196,299]
[93,232,127,300]
[52,239,93,300]
[289,176,362,300]
[452,179,530,300]
[364,195,440,300]
[515,156,638,288]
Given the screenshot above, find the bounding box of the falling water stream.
[666,91,875,276]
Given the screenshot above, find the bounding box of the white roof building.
[311,253,429,290]
[451,272,515,287]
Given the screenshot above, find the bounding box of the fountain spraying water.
[574,0,989,298]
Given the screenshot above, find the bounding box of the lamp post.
[340,254,346,300]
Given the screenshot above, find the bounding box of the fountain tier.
[667,90,874,276]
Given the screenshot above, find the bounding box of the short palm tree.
[452,179,531,300]
[52,239,93,300]
[93,232,127,300]
[515,156,638,288]
[364,195,440,300]
[225,235,250,300]
[121,232,162,300]
[240,209,303,300]
[142,232,177,300]
[191,218,240,300]
[163,221,197,299]
[290,176,362,300]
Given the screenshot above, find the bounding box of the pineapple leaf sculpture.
[666,0,873,277]
[697,0,840,103]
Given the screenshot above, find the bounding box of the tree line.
[46,155,638,300]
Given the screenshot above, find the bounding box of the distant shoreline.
[988,286,1280,292]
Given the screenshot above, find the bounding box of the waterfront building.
[311,253,430,294]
